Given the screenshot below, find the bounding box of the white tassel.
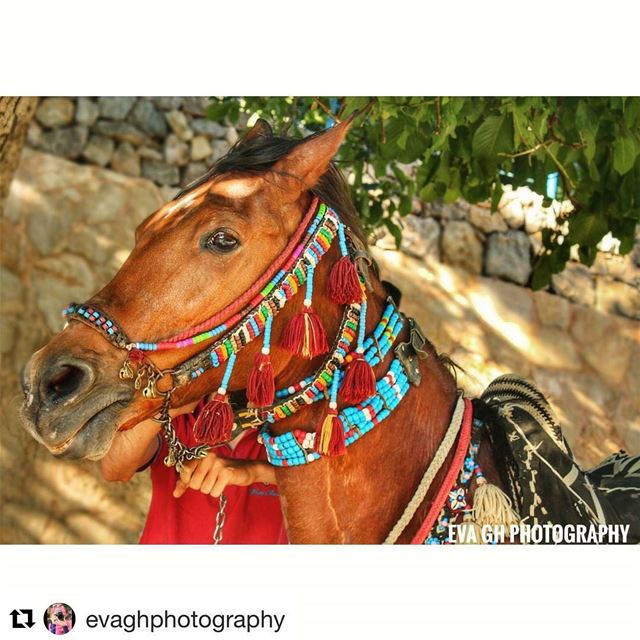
[460,513,484,544]
[473,477,520,533]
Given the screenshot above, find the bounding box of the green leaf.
[419,182,438,202]
[613,137,638,175]
[490,181,503,212]
[567,210,608,246]
[472,114,514,159]
[531,255,553,290]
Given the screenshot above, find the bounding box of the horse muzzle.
[20,325,134,460]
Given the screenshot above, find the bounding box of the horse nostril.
[42,361,93,406]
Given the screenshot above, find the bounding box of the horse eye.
[204,230,239,254]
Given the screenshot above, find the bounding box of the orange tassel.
[193,392,234,446]
[280,305,328,359]
[327,256,363,304]
[314,405,346,456]
[340,352,376,404]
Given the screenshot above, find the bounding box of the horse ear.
[272,117,353,195]
[241,118,273,143]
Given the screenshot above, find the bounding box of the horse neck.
[271,257,460,543]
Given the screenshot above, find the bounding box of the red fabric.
[139,407,288,545]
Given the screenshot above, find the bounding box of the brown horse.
[20,117,507,543]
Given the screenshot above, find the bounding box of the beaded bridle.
[63,194,516,545]
[63,197,419,471]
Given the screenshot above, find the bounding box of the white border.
[1,0,639,95]
[1,545,638,639]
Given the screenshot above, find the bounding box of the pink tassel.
[193,393,234,446]
[247,350,275,407]
[340,353,376,404]
[280,305,328,359]
[327,256,363,304]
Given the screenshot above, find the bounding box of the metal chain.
[213,494,227,545]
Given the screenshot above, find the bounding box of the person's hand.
[173,452,275,498]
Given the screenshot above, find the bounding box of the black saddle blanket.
[475,374,640,544]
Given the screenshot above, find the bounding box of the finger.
[173,479,188,498]
[211,467,234,498]
[200,468,218,495]
[188,454,220,490]
[178,459,199,486]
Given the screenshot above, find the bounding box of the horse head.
[21,117,362,460]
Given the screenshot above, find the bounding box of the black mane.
[174,126,365,243]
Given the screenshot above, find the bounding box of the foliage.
[207,97,640,288]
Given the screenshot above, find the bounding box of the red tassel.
[193,393,234,446]
[247,350,275,407]
[314,406,346,456]
[327,256,363,304]
[340,353,376,404]
[128,348,146,364]
[280,306,328,359]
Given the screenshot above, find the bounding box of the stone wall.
[26,97,240,195]
[26,97,640,323]
[387,190,640,321]
[2,107,639,542]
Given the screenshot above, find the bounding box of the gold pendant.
[119,359,134,380]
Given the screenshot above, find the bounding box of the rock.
[484,230,532,285]
[142,159,180,186]
[551,262,596,307]
[138,146,164,161]
[191,118,227,138]
[595,277,640,320]
[93,120,149,146]
[533,290,570,330]
[582,329,632,387]
[164,134,190,166]
[33,254,96,332]
[82,135,115,167]
[225,127,239,145]
[209,139,231,163]
[469,205,508,233]
[128,98,168,138]
[498,187,526,229]
[525,204,555,234]
[82,182,128,224]
[75,97,100,126]
[441,221,483,274]
[111,142,141,177]
[182,162,208,186]
[27,207,70,256]
[182,97,209,115]
[0,266,22,308]
[35,97,75,128]
[0,311,17,354]
[400,215,440,260]
[38,126,88,159]
[190,135,213,162]
[570,306,611,346]
[593,252,640,288]
[152,97,183,110]
[159,185,180,202]
[165,110,193,141]
[26,120,43,147]
[97,96,137,120]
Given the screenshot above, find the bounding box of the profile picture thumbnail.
[44,603,76,635]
